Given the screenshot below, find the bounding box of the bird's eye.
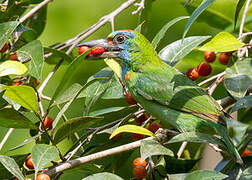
[114,35,126,44]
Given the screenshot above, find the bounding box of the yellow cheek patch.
[104,58,122,79]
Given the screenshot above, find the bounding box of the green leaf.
[183,0,216,39]
[110,125,157,139]
[3,85,38,112]
[158,36,210,66]
[44,47,73,64]
[199,32,245,52]
[8,134,41,151]
[232,96,252,112]
[224,58,252,99]
[31,144,58,175]
[152,16,189,49]
[234,0,247,30]
[0,21,19,50]
[168,173,187,180]
[0,61,27,77]
[168,132,226,148]
[17,40,44,81]
[135,21,145,33]
[89,107,128,117]
[184,170,228,180]
[140,139,174,160]
[0,155,25,180]
[54,116,103,144]
[50,50,90,105]
[0,108,37,129]
[240,166,252,180]
[82,172,123,180]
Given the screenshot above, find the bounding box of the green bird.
[78,30,243,165]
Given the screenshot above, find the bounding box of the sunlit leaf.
[152,16,189,49]
[83,172,123,180]
[199,32,244,52]
[184,170,228,180]
[0,61,27,77]
[110,125,157,139]
[0,21,19,50]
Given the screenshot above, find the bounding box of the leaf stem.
[0,128,14,151]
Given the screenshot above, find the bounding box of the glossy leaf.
[231,96,252,112]
[54,116,103,144]
[17,40,44,80]
[0,21,19,50]
[0,61,27,77]
[183,0,216,39]
[0,155,25,180]
[0,108,37,129]
[184,170,228,180]
[199,32,245,52]
[224,58,252,99]
[168,132,226,148]
[3,85,38,112]
[234,0,247,29]
[50,50,90,105]
[152,16,189,49]
[31,144,58,174]
[110,125,157,139]
[158,36,210,66]
[140,139,174,160]
[83,172,123,180]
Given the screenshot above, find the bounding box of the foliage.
[0,0,251,179]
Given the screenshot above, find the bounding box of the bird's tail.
[215,116,243,165]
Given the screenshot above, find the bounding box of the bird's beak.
[77,39,121,59]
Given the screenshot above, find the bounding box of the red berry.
[186,68,199,81]
[219,53,230,65]
[0,42,8,53]
[148,122,161,133]
[125,92,137,105]
[36,80,40,85]
[133,157,146,167]
[91,46,105,55]
[241,149,251,157]
[204,51,216,63]
[197,62,212,76]
[36,173,50,180]
[131,133,144,140]
[10,53,18,61]
[25,156,34,169]
[135,113,148,124]
[125,73,132,81]
[78,46,91,55]
[133,165,146,179]
[13,80,23,86]
[43,117,53,130]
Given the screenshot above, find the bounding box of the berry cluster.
[186,51,231,81]
[133,157,147,179]
[0,42,19,61]
[78,46,105,56]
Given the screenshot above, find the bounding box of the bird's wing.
[129,64,224,124]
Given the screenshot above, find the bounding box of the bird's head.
[78,30,160,68]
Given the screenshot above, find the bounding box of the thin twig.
[198,72,225,87]
[44,137,153,176]
[177,141,187,158]
[19,0,52,23]
[0,128,14,151]
[132,0,145,15]
[207,74,225,96]
[239,0,251,37]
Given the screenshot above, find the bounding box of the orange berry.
[13,80,23,86]
[36,80,40,85]
[90,46,105,55]
[219,53,230,65]
[78,46,91,55]
[135,113,148,124]
[25,156,34,169]
[204,51,216,63]
[43,117,53,130]
[241,149,251,157]
[125,92,137,105]
[197,62,212,76]
[186,68,199,81]
[133,157,146,167]
[133,165,146,179]
[36,173,50,180]
[10,53,18,61]
[148,122,161,133]
[0,42,8,53]
[125,73,132,81]
[131,133,144,140]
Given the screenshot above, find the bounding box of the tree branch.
[19,0,52,23]
[239,0,251,37]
